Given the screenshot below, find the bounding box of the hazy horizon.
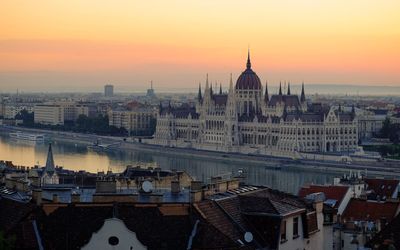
[2,83,400,97]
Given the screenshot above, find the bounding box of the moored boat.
[9,131,45,141]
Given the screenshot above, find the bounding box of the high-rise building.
[104,84,114,97]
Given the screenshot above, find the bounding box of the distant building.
[104,84,114,97]
[34,104,64,125]
[356,108,387,140]
[108,102,157,135]
[34,102,97,125]
[3,103,34,119]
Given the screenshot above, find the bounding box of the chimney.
[32,189,42,206]
[171,180,180,194]
[190,181,203,203]
[52,194,59,203]
[95,178,117,193]
[190,181,203,191]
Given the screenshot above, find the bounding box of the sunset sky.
[1,0,400,92]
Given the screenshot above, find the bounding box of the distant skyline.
[1,1,400,92]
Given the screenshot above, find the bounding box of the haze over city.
[1,1,400,93]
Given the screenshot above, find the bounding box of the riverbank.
[1,125,400,177]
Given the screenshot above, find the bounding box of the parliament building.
[152,53,358,157]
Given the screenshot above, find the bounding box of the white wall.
[82,218,147,250]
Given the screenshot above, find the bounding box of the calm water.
[0,134,338,194]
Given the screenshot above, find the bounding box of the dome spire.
[264,81,269,103]
[246,48,251,69]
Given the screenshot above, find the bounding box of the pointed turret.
[264,81,269,103]
[279,82,282,96]
[246,49,251,69]
[300,82,306,102]
[229,73,233,92]
[197,83,202,101]
[287,82,291,95]
[159,101,163,115]
[219,83,222,95]
[351,104,356,119]
[44,143,55,175]
[205,74,209,90]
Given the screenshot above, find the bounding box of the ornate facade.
[152,53,358,157]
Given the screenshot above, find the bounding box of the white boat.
[9,131,45,141]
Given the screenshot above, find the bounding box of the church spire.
[287,82,291,95]
[301,82,306,102]
[246,49,251,69]
[44,143,55,175]
[219,83,222,94]
[264,81,269,103]
[279,82,282,96]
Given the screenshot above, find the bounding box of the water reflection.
[0,134,337,194]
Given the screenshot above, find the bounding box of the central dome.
[235,52,262,90]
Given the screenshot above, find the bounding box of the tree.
[15,109,34,126]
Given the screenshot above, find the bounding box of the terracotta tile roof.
[366,213,400,250]
[298,185,350,208]
[365,178,400,199]
[194,200,245,247]
[342,198,400,222]
[194,188,312,249]
[240,189,306,216]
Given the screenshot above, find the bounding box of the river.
[0,133,341,194]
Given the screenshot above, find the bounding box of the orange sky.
[0,1,400,92]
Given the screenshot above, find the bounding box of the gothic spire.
[198,83,202,101]
[246,49,251,69]
[279,82,282,96]
[301,82,306,102]
[45,143,55,175]
[219,83,222,94]
[264,81,269,103]
[287,82,291,95]
[229,73,233,91]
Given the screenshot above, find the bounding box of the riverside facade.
[152,53,358,158]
